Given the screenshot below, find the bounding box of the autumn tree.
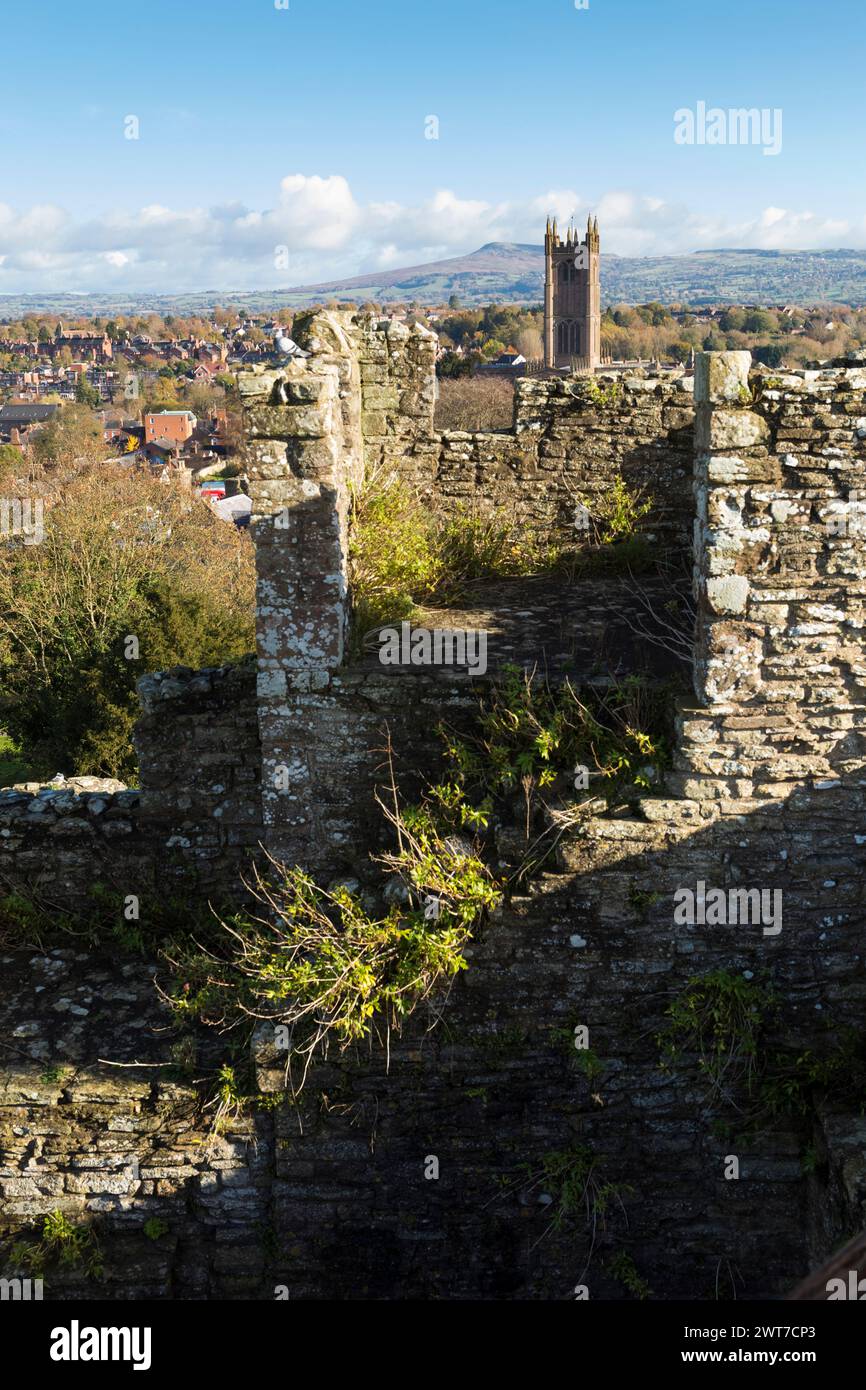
[75,378,101,408]
[30,404,105,475]
[0,465,255,777]
[515,327,543,359]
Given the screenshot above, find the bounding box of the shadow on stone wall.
[2,759,863,1300]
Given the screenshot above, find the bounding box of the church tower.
[544,214,600,369]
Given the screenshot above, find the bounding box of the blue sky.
[0,0,862,291]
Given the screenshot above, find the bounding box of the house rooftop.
[0,403,61,424]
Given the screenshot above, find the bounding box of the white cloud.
[375,244,403,268]
[0,175,861,294]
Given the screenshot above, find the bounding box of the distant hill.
[2,244,866,317]
[282,243,866,308]
[288,242,547,305]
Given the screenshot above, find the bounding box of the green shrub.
[10,1210,103,1280]
[573,473,653,546]
[435,504,562,596]
[347,471,655,652]
[582,380,623,409]
[166,776,501,1090]
[0,731,35,786]
[608,1250,653,1299]
[143,1218,170,1241]
[438,666,670,814]
[0,890,66,950]
[347,469,441,646]
[520,1145,633,1255]
[0,879,234,955]
[3,577,254,782]
[658,970,770,1107]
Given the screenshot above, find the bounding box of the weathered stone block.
[705,576,750,618]
[696,407,771,452]
[695,350,752,404]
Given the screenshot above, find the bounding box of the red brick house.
[143,409,196,447]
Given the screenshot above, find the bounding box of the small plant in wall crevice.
[658,969,866,1134]
[488,1144,634,1283]
[9,1210,103,1281]
[607,1249,653,1300]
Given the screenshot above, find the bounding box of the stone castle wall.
[0,661,262,916]
[335,309,695,549]
[2,795,862,1300]
[0,951,272,1300]
[238,311,698,873]
[432,372,695,547]
[236,319,866,1298]
[677,350,866,801]
[2,333,865,1301]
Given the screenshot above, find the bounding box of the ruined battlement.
[234,315,866,870]
[0,660,262,915]
[2,329,866,1302]
[681,350,866,801]
[5,321,864,918]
